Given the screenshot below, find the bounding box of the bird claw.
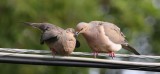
[50,48,56,57]
[109,52,115,59]
[93,52,98,58]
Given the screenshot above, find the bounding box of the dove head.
[66,28,74,30]
[65,28,75,33]
[75,22,89,36]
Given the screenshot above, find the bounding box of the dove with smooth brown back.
[75,21,140,58]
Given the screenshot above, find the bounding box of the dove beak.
[75,31,80,37]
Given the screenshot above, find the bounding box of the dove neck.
[82,30,93,40]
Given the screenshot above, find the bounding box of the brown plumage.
[24,22,80,56]
[75,21,140,58]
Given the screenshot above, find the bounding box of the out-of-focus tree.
[0,0,160,74]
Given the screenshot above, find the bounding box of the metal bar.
[0,52,159,72]
[0,48,160,60]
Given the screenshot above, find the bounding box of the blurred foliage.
[0,0,160,74]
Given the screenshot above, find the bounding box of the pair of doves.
[24,21,140,58]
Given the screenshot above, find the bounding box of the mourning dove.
[75,21,140,58]
[24,22,80,56]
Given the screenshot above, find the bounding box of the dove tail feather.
[122,44,140,55]
[23,22,40,28]
[23,22,49,31]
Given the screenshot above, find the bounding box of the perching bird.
[24,22,80,56]
[75,21,140,58]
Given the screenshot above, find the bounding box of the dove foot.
[50,48,56,57]
[93,52,98,58]
[109,52,115,59]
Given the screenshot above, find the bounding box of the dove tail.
[122,44,140,55]
[23,22,49,31]
[23,22,41,28]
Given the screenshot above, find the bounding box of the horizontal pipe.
[0,52,159,72]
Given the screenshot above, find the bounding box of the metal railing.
[0,48,159,72]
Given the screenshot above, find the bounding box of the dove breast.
[81,23,122,52]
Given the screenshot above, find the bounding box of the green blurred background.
[0,0,160,74]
